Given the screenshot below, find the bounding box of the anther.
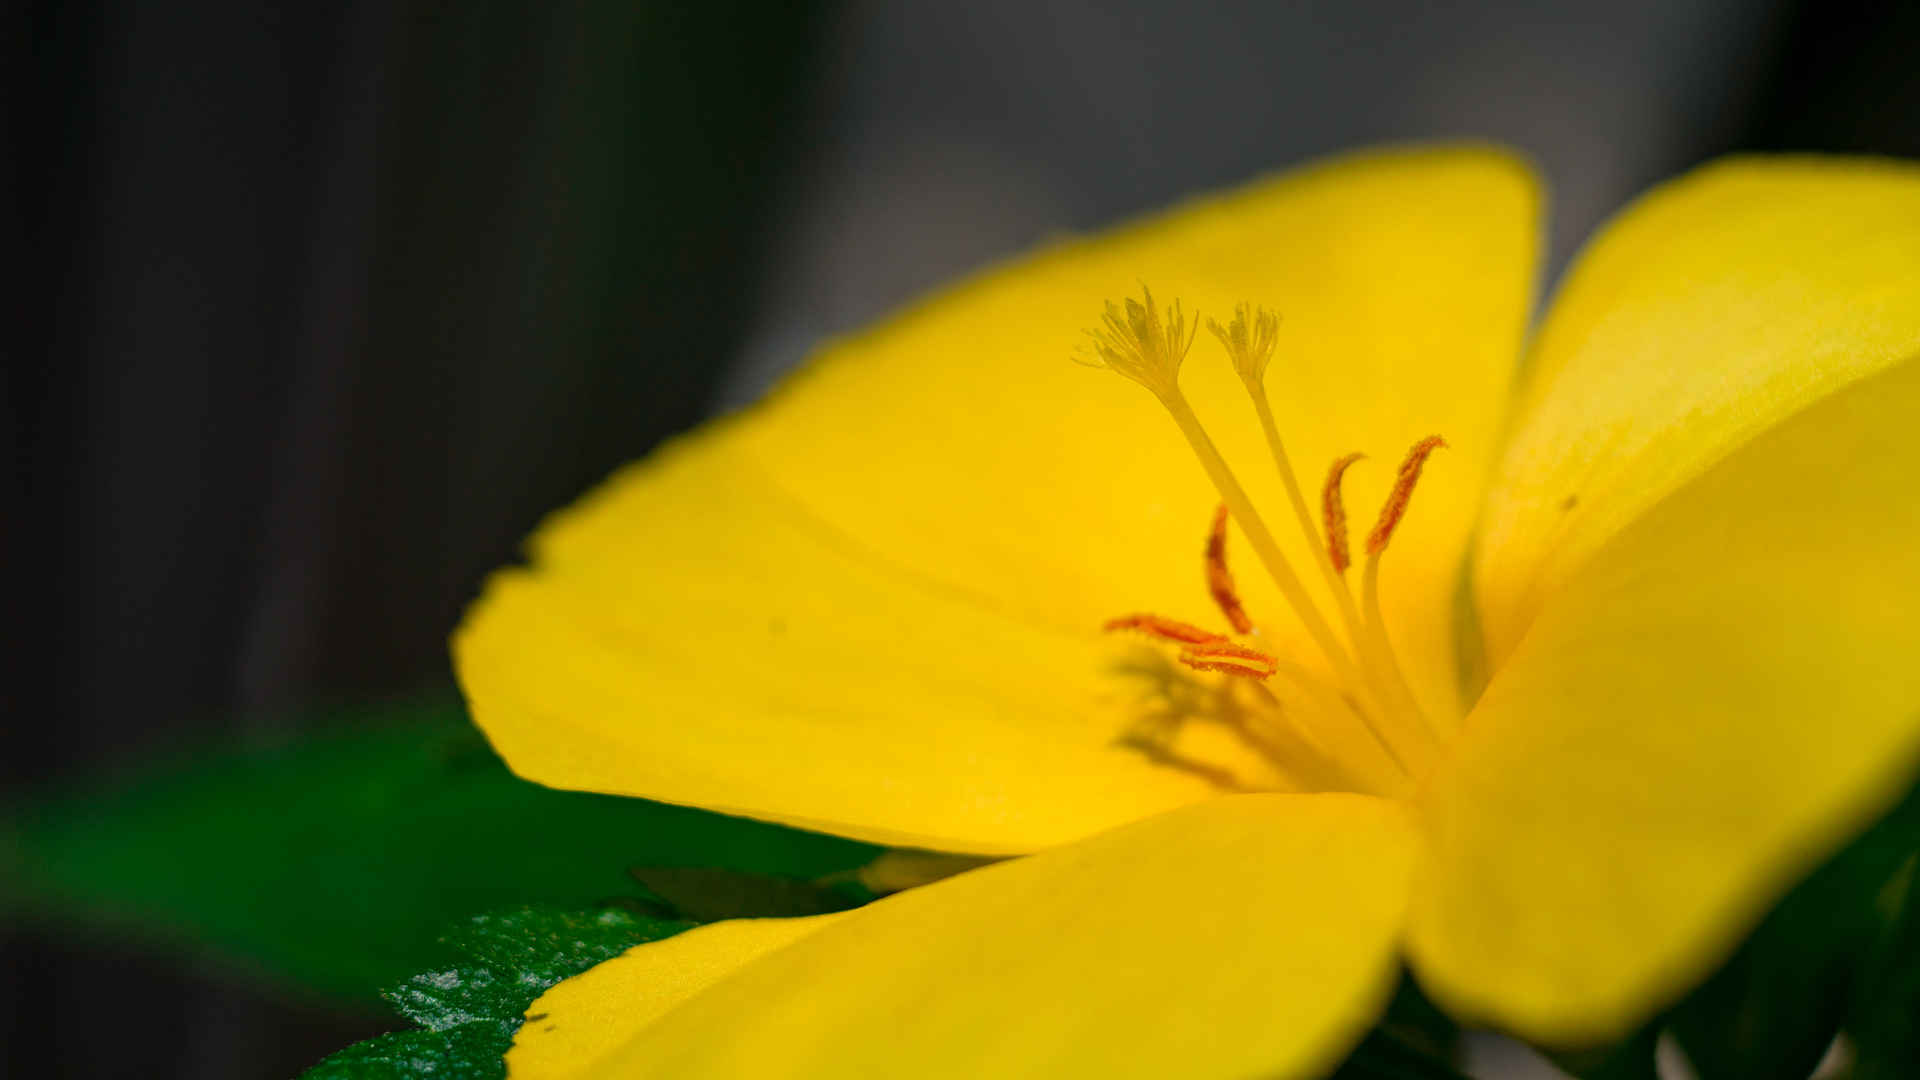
[1178,640,1280,680]
[1365,436,1447,556]
[1204,504,1255,634]
[1320,453,1366,574]
[1102,613,1229,647]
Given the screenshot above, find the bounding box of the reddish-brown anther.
[1321,453,1366,574]
[1365,436,1447,557]
[1102,613,1230,646]
[1204,504,1255,634]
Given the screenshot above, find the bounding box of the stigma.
[1079,286,1196,399]
[1086,289,1447,790]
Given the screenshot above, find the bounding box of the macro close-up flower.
[452,145,1920,1078]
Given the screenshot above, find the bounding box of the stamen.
[1203,504,1255,634]
[1179,640,1279,680]
[1103,613,1229,646]
[1366,436,1447,556]
[1355,435,1453,751]
[1320,453,1366,575]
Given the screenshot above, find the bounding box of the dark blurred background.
[4,0,1916,1076]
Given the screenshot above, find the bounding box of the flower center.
[1083,290,1447,797]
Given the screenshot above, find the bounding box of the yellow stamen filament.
[1357,551,1438,752]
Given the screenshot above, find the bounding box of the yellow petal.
[509,915,846,1080]
[456,145,1539,852]
[1410,355,1920,1044]
[510,794,1416,1080]
[1475,156,1920,664]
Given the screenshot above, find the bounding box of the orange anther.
[1321,453,1366,574]
[1102,613,1229,646]
[1365,436,1447,556]
[1204,504,1255,634]
[1359,434,1443,553]
[1178,639,1279,679]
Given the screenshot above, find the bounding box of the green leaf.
[6,693,877,1001]
[299,1024,511,1080]
[1669,777,1920,1080]
[387,906,692,1035]
[304,905,687,1079]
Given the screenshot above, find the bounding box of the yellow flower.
[453,145,1920,1078]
